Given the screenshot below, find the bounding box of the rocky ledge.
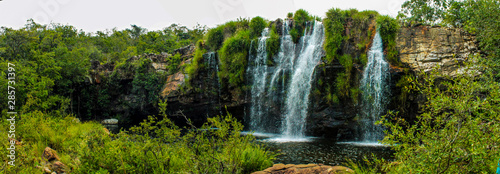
[252,163,354,174]
[397,25,479,76]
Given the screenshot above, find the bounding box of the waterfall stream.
[360,31,390,142]
[282,21,324,138]
[247,21,324,140]
[247,28,270,132]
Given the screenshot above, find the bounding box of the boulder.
[101,118,119,125]
[253,163,354,174]
[42,147,59,161]
[51,161,67,174]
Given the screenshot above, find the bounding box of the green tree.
[249,16,267,38]
[381,58,500,173]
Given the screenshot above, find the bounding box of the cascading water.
[246,20,324,141]
[359,31,390,142]
[269,20,295,106]
[206,52,222,115]
[247,28,270,132]
[281,21,324,138]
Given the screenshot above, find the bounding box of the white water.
[359,31,390,142]
[206,52,222,115]
[281,21,325,138]
[246,21,324,141]
[247,28,270,132]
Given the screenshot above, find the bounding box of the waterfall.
[281,21,324,138]
[246,21,324,140]
[269,20,295,107]
[206,52,222,115]
[360,31,390,142]
[247,28,270,132]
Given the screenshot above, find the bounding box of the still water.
[242,132,394,166]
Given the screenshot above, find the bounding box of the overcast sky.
[0,0,405,33]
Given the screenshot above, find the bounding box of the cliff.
[397,26,479,76]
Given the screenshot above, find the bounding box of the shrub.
[323,8,346,63]
[266,26,280,64]
[289,28,301,43]
[184,40,207,89]
[381,58,500,173]
[167,53,182,75]
[290,9,312,43]
[218,29,251,88]
[206,26,224,51]
[377,15,400,66]
[250,16,267,38]
[2,101,275,173]
[293,9,311,32]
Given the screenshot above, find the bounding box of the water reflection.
[248,133,394,166]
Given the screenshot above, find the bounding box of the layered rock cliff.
[397,26,479,76]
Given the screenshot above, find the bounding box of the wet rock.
[101,118,118,125]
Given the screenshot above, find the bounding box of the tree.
[398,0,451,25]
[381,57,500,173]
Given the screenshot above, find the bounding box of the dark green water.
[244,132,394,166]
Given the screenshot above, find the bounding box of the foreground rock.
[252,163,354,174]
[42,147,68,174]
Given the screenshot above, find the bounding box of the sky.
[0,0,405,33]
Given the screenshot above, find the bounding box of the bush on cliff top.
[377,15,400,66]
[323,8,346,64]
[218,29,251,89]
[249,16,267,38]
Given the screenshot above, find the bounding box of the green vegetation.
[320,8,381,105]
[0,101,275,173]
[323,8,345,64]
[249,16,267,38]
[167,53,182,74]
[380,58,500,173]
[366,1,500,173]
[377,15,400,66]
[184,40,207,89]
[218,30,251,89]
[206,26,224,51]
[0,21,205,121]
[266,25,280,64]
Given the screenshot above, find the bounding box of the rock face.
[397,26,478,76]
[252,163,354,174]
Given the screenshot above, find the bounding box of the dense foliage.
[372,0,500,173]
[320,8,381,105]
[218,30,251,90]
[380,58,500,173]
[0,102,274,173]
[376,15,400,66]
[0,21,205,121]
